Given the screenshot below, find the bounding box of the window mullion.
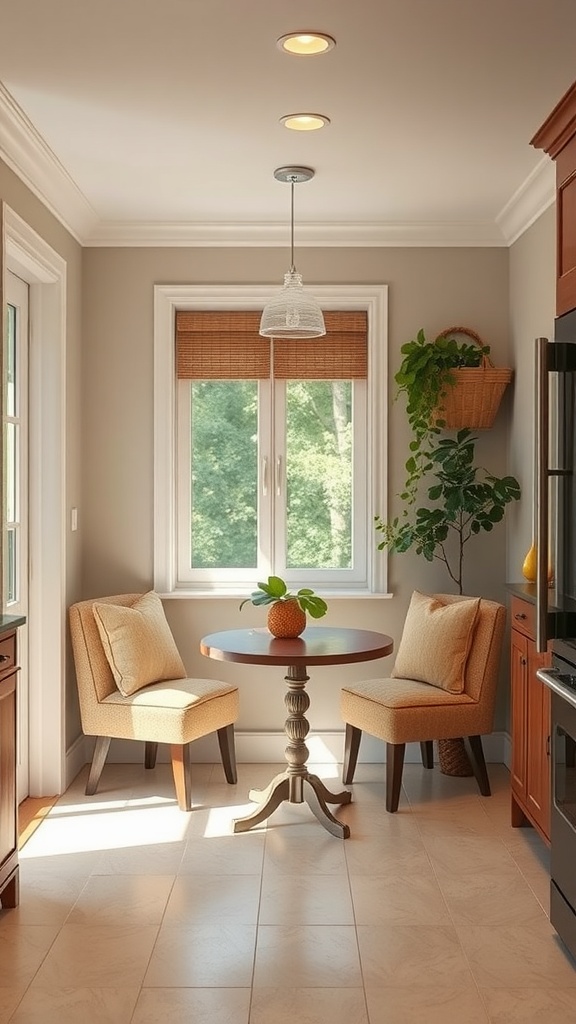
[272,380,287,577]
[258,378,274,578]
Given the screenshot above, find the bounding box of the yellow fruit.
[267,599,306,638]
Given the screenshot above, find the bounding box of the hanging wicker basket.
[435,326,513,430]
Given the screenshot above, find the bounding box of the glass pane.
[555,725,576,828]
[6,304,16,418]
[286,380,352,569]
[190,381,258,568]
[6,528,16,604]
[6,422,16,525]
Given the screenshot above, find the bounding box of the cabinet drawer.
[511,596,536,640]
[0,632,16,676]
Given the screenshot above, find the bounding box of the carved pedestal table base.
[199,627,394,840]
[233,665,352,839]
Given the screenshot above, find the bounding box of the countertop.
[506,582,564,610]
[0,614,26,634]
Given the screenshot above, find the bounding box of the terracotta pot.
[267,599,306,638]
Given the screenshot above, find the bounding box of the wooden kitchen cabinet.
[0,627,20,909]
[531,81,576,317]
[510,595,551,844]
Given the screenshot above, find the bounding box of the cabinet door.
[557,135,576,316]
[510,629,528,797]
[526,647,551,838]
[0,673,17,871]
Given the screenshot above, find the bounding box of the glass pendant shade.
[259,166,326,340]
[259,269,325,338]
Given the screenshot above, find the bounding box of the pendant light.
[259,166,326,339]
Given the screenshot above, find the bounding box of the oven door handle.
[537,667,561,686]
[536,666,576,710]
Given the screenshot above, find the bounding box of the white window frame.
[154,284,388,596]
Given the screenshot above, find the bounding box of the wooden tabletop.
[200,626,394,667]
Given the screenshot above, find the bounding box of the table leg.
[233,777,289,833]
[303,777,350,840]
[232,663,352,837]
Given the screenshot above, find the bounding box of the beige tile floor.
[1,758,575,1023]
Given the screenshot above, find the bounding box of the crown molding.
[87,219,508,247]
[0,82,98,244]
[496,156,555,245]
[0,82,553,249]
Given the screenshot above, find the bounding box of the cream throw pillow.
[93,591,187,696]
[391,591,480,694]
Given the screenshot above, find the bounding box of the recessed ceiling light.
[280,113,331,131]
[277,32,336,56]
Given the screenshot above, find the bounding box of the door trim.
[4,204,67,796]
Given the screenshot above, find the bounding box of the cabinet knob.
[0,654,11,663]
[515,613,527,621]
[521,657,527,666]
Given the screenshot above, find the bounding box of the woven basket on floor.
[438,738,473,777]
[435,326,513,430]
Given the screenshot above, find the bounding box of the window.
[154,285,388,595]
[5,273,28,609]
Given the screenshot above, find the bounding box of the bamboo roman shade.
[176,311,269,379]
[175,310,367,380]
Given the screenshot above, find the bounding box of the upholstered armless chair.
[69,592,239,811]
[340,592,506,812]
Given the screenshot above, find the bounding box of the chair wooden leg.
[463,735,491,796]
[170,743,192,811]
[217,724,237,784]
[420,740,434,769]
[386,743,405,812]
[343,723,362,784]
[144,741,158,769]
[86,736,112,795]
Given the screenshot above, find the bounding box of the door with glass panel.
[6,271,29,802]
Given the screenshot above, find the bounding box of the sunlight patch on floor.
[19,797,192,857]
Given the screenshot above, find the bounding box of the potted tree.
[379,329,520,777]
[375,428,520,594]
[240,575,328,637]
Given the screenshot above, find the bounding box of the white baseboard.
[65,734,90,790]
[67,730,511,786]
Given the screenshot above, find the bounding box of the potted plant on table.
[240,575,328,638]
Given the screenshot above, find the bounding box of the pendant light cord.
[289,176,296,273]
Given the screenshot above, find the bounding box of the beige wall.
[81,244,513,734]
[0,159,84,746]
[508,207,556,578]
[0,153,552,753]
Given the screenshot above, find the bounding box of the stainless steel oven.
[534,308,576,960]
[538,643,576,961]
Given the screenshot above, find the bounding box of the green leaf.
[264,576,288,598]
[301,594,328,618]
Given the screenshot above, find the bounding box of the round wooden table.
[200,626,394,839]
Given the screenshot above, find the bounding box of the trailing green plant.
[239,575,328,618]
[395,328,491,505]
[374,429,521,594]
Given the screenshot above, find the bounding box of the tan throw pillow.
[391,591,480,694]
[93,591,187,696]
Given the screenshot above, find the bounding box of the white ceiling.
[1,0,575,247]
